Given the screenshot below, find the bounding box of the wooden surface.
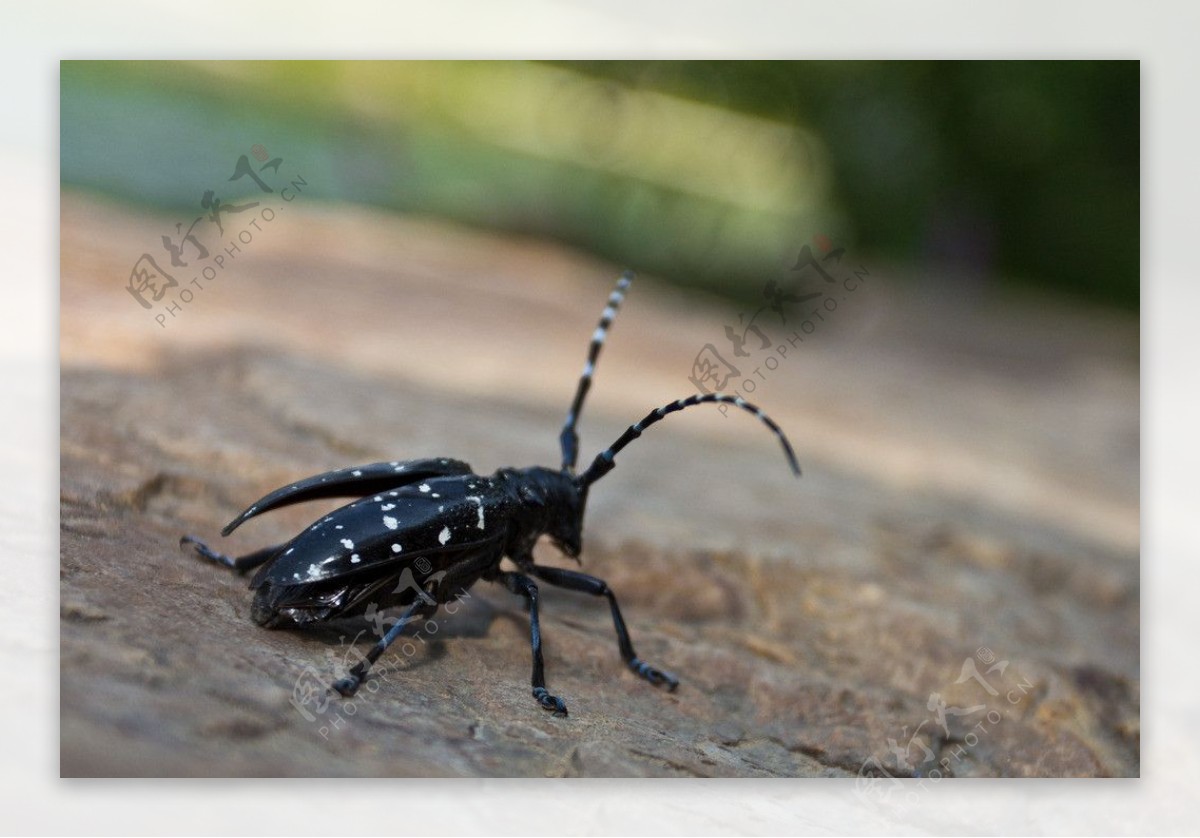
[60,190,1138,778]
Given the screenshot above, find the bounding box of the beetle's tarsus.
[630,657,679,691]
[332,674,362,697]
[533,687,568,717]
[181,535,281,575]
[180,535,234,569]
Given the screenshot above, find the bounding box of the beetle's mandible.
[181,271,801,716]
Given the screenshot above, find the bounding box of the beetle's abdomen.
[251,587,286,627]
[249,567,446,628]
[250,580,361,628]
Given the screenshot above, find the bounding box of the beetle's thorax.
[494,466,586,560]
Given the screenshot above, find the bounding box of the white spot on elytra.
[335,525,343,530]
[466,495,485,529]
[383,516,398,530]
[431,493,440,499]
[285,547,294,555]
[350,554,361,563]
[438,526,451,545]
[381,503,395,511]
[373,495,382,502]
[389,461,399,466]
[418,483,432,493]
[340,538,354,549]
[307,564,321,579]
[391,544,402,553]
[352,470,362,476]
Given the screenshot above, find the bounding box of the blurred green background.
[61,60,1139,309]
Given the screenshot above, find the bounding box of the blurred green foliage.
[563,61,1138,309]
[61,60,1137,309]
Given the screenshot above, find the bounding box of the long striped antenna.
[560,270,635,472]
[576,393,801,488]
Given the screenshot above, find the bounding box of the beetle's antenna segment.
[560,270,634,473]
[576,393,801,488]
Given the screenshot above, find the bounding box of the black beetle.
[182,271,800,716]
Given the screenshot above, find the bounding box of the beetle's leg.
[179,536,283,574]
[331,596,430,698]
[498,571,568,717]
[529,564,679,692]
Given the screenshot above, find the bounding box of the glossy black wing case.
[221,458,473,535]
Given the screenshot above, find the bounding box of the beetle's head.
[519,466,585,559]
[548,470,585,559]
[550,527,582,559]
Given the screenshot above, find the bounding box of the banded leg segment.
[529,564,678,691]
[179,536,282,574]
[499,571,568,716]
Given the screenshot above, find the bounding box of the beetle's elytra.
[182,271,800,716]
